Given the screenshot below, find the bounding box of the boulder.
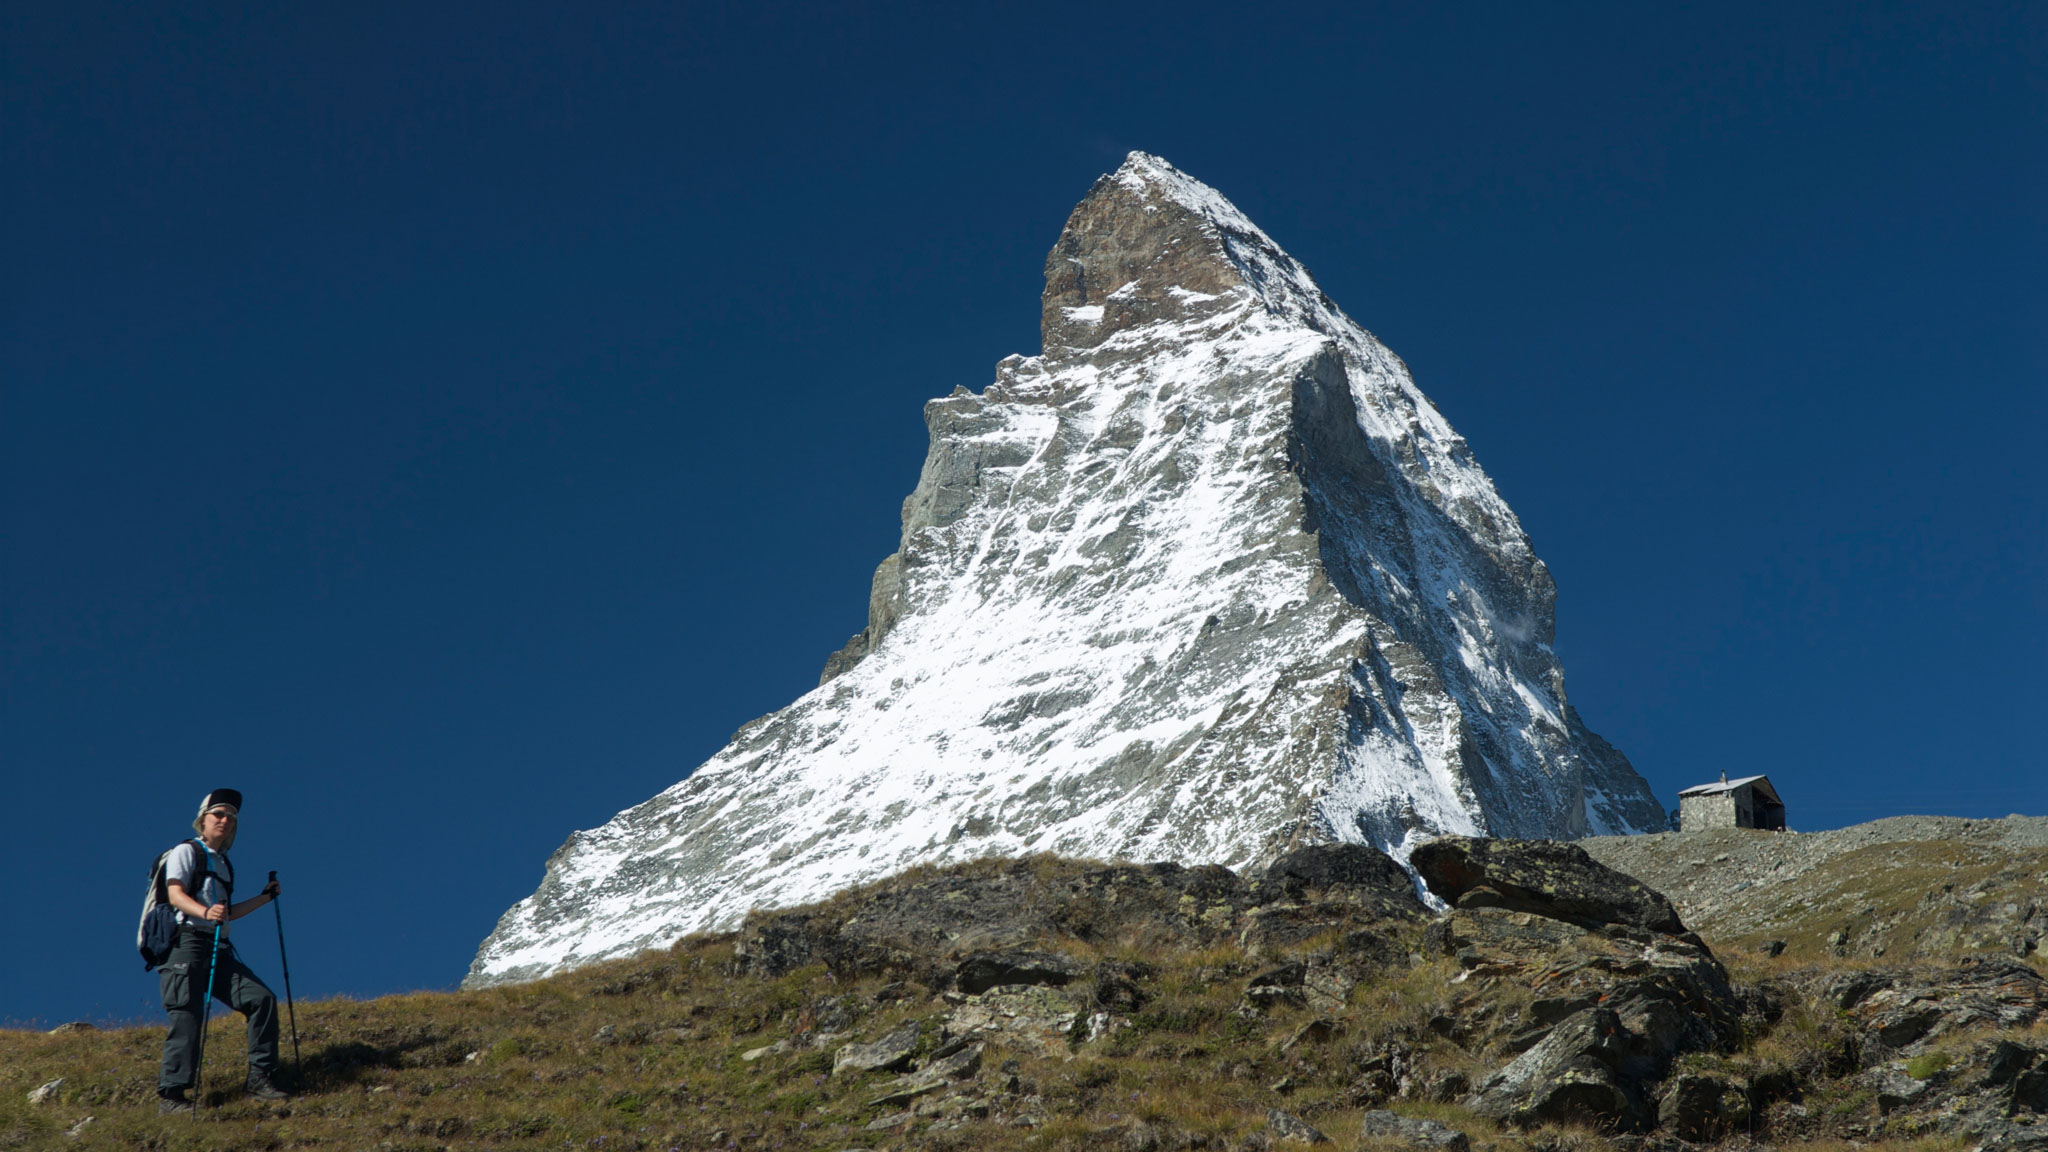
[953,949,1086,995]
[1410,837,1685,936]
[1265,1108,1331,1144]
[1658,1072,1750,1139]
[1357,1110,1471,1151]
[1468,1008,1644,1129]
[947,985,1086,1057]
[26,1078,62,1106]
[1263,844,1427,921]
[832,1020,921,1076]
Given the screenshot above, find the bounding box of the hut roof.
[1677,774,1783,805]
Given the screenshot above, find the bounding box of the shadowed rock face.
[1263,842,1423,924]
[467,153,1665,990]
[1409,855,1741,1132]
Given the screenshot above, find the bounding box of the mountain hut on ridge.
[1677,774,1787,832]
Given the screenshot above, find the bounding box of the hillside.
[1582,817,2048,963]
[8,833,2047,1152]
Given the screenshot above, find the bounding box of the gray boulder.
[1443,896,1744,1132]
[832,1020,921,1076]
[1410,836,1686,936]
[1658,1072,1751,1139]
[1357,1110,1470,1151]
[1265,1108,1331,1144]
[1469,1007,1643,1128]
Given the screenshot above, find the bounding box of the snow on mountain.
[465,153,1666,988]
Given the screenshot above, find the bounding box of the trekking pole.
[269,871,301,1077]
[196,912,224,1112]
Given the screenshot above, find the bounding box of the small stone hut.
[1677,774,1787,832]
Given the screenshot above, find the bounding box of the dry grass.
[0,924,1453,1151]
[1696,842,2048,965]
[4,867,2040,1151]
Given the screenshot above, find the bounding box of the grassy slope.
[1582,825,2048,963]
[3,929,1470,1151]
[5,854,2043,1151]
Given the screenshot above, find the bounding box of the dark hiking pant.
[158,927,278,1096]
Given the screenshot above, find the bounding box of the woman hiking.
[155,788,289,1113]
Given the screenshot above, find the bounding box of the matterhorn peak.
[465,154,1667,989]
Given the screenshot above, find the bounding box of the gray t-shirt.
[164,840,235,935]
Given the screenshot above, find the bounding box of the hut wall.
[1680,792,1737,832]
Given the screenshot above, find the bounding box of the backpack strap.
[192,837,232,902]
[172,838,230,908]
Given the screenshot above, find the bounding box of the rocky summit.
[467,153,1665,989]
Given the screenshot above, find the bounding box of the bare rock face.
[466,153,1664,988]
[1819,959,2048,1053]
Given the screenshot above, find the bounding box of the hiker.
[155,788,288,1113]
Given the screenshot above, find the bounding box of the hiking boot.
[245,1071,288,1101]
[157,1089,193,1114]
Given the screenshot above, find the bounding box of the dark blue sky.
[4,2,2042,1028]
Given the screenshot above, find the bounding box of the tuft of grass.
[1904,1051,1950,1080]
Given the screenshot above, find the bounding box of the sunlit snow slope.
[466,153,1665,988]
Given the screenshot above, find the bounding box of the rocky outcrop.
[718,839,1757,1138]
[574,844,2048,1149]
[729,851,1426,986]
[1411,836,1687,936]
[1437,902,1743,1130]
[1814,959,2047,1053]
[468,152,1664,989]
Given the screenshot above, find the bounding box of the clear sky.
[4,2,2042,1029]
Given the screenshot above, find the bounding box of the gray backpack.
[137,839,224,970]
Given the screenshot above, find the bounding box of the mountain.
[465,152,1665,989]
